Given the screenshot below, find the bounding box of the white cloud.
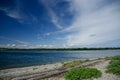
[15,40,28,45]
[28,44,55,48]
[45,33,50,36]
[11,44,16,47]
[7,44,10,47]
[61,0,120,47]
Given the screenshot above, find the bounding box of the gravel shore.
[0,58,119,80]
[0,63,62,80]
[45,60,120,80]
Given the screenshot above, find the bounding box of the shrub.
[107,60,120,75]
[64,68,102,80]
[112,55,120,61]
[107,55,120,75]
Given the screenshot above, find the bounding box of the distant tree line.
[0,47,120,51]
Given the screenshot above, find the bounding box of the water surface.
[0,50,120,69]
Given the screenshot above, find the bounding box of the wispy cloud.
[41,0,63,29]
[59,0,120,47]
[0,36,28,45]
[0,1,37,24]
[0,7,22,20]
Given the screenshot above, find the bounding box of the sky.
[0,0,120,48]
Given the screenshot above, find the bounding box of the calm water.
[0,50,120,69]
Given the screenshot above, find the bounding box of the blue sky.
[0,0,120,48]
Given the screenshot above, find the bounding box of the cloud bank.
[60,0,120,47]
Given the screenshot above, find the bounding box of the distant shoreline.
[1,47,120,51]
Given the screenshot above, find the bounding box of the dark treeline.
[0,47,120,51]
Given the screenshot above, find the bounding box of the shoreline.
[0,56,119,80]
[0,62,63,78]
[0,57,110,80]
[0,57,106,70]
[0,56,111,71]
[1,49,120,53]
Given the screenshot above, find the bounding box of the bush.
[64,68,102,80]
[107,60,120,75]
[112,55,120,60]
[107,55,120,75]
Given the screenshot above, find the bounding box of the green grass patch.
[107,55,120,75]
[63,59,92,68]
[64,68,102,80]
[63,60,83,68]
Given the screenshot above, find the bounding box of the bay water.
[0,50,120,69]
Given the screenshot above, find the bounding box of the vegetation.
[64,68,102,80]
[0,47,120,51]
[107,55,120,75]
[63,61,83,68]
[33,67,38,70]
[112,55,120,60]
[63,59,91,68]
